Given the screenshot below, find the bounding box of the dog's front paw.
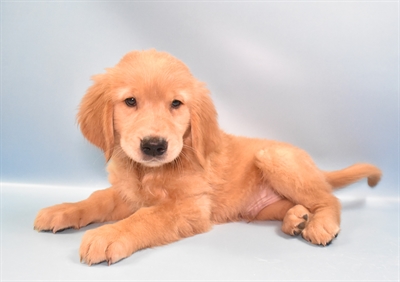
[80,224,133,265]
[281,205,310,236]
[34,203,88,233]
[301,217,340,246]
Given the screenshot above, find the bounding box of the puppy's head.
[78,50,220,167]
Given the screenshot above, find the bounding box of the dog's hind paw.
[301,217,340,246]
[281,205,311,236]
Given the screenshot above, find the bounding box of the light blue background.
[2,1,398,196]
[1,1,399,281]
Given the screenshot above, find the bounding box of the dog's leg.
[255,147,340,246]
[254,199,295,221]
[34,188,133,233]
[79,196,212,265]
[254,200,311,236]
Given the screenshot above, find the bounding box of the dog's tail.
[324,163,382,190]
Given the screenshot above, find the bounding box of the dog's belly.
[241,185,282,220]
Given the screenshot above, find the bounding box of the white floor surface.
[1,183,399,281]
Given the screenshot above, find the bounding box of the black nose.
[140,137,168,157]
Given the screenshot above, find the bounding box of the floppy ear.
[77,74,114,161]
[190,82,221,167]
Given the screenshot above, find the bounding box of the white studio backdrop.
[1,1,398,197]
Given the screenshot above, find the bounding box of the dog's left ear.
[190,82,221,167]
[77,74,114,161]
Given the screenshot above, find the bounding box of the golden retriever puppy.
[34,49,382,265]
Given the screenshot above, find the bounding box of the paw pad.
[281,205,311,237]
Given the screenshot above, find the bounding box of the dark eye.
[171,99,182,109]
[125,97,137,107]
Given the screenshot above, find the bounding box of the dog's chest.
[135,173,169,205]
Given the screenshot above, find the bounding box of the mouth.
[139,156,167,167]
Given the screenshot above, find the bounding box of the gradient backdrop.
[2,1,398,197]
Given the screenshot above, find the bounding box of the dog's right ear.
[77,74,114,161]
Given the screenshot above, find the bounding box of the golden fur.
[34,50,382,265]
